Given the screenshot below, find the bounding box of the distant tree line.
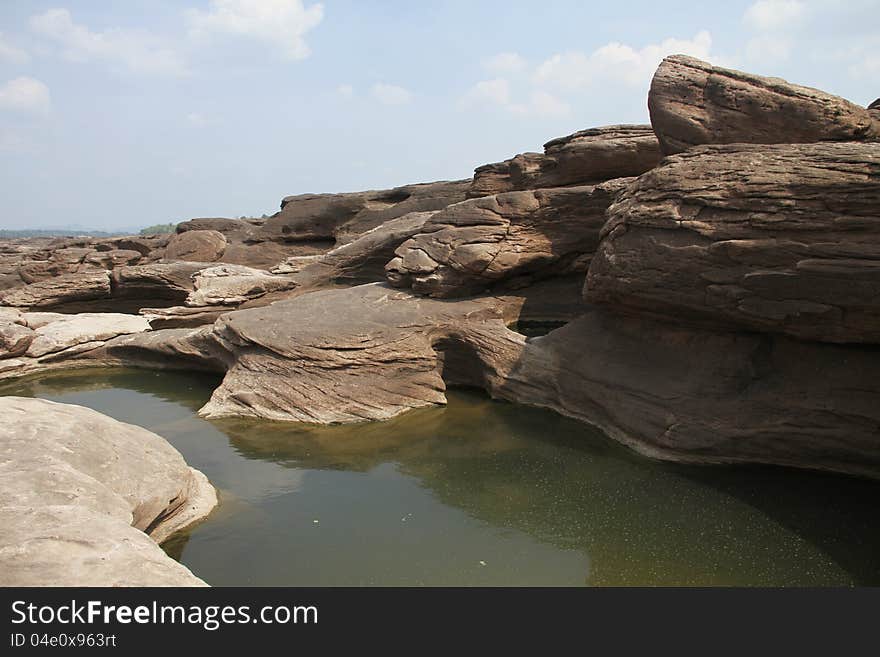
[139,222,178,235]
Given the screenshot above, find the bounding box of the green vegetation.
[139,222,177,235]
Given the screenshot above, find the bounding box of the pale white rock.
[0,397,217,586]
[26,313,151,358]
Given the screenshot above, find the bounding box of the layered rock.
[649,55,880,154]
[25,313,150,358]
[0,270,112,309]
[586,142,880,343]
[387,179,630,297]
[262,180,471,245]
[468,125,661,197]
[197,283,515,423]
[0,397,215,586]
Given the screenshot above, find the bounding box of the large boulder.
[387,179,631,297]
[468,125,661,197]
[649,55,880,154]
[164,229,227,263]
[0,322,33,359]
[261,180,471,245]
[112,262,212,304]
[0,397,216,586]
[586,142,880,343]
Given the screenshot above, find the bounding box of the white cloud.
[459,78,511,108]
[458,78,569,117]
[535,30,714,90]
[336,84,354,99]
[30,8,187,76]
[0,77,51,116]
[186,112,209,126]
[482,52,527,74]
[744,0,805,31]
[187,0,324,60]
[0,33,30,65]
[371,83,412,105]
[528,90,570,117]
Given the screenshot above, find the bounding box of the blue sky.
[1,0,878,230]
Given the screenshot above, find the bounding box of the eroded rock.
[0,397,216,586]
[649,55,880,154]
[164,229,227,263]
[469,125,661,197]
[387,179,630,297]
[586,142,880,343]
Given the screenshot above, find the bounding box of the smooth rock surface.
[648,55,880,154]
[164,229,227,263]
[185,264,297,307]
[26,313,151,358]
[0,397,216,586]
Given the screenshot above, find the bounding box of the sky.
[0,0,878,231]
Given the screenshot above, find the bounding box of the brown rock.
[164,229,227,262]
[468,125,661,197]
[586,142,880,343]
[387,179,631,297]
[649,55,879,154]
[0,270,112,309]
[0,322,33,358]
[261,180,471,244]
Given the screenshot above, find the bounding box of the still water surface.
[2,367,879,586]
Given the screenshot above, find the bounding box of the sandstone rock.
[483,310,880,480]
[0,397,216,586]
[262,180,471,244]
[468,125,661,197]
[0,270,112,309]
[0,322,33,358]
[387,179,631,297]
[84,249,142,269]
[112,262,212,305]
[185,264,297,307]
[293,211,437,288]
[648,55,880,154]
[198,283,512,423]
[21,312,68,329]
[25,313,150,358]
[164,229,227,263]
[586,142,880,343]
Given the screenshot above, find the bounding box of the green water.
[2,367,879,586]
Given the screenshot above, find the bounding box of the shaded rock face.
[0,270,112,309]
[649,55,880,154]
[468,125,661,197]
[387,179,631,297]
[262,180,471,245]
[164,229,227,263]
[112,262,211,306]
[488,311,880,480]
[0,397,216,586]
[586,142,880,343]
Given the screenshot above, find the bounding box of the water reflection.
[2,368,879,586]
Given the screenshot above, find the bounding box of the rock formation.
[0,397,215,586]
[586,142,880,343]
[387,179,630,297]
[649,55,880,154]
[468,125,661,197]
